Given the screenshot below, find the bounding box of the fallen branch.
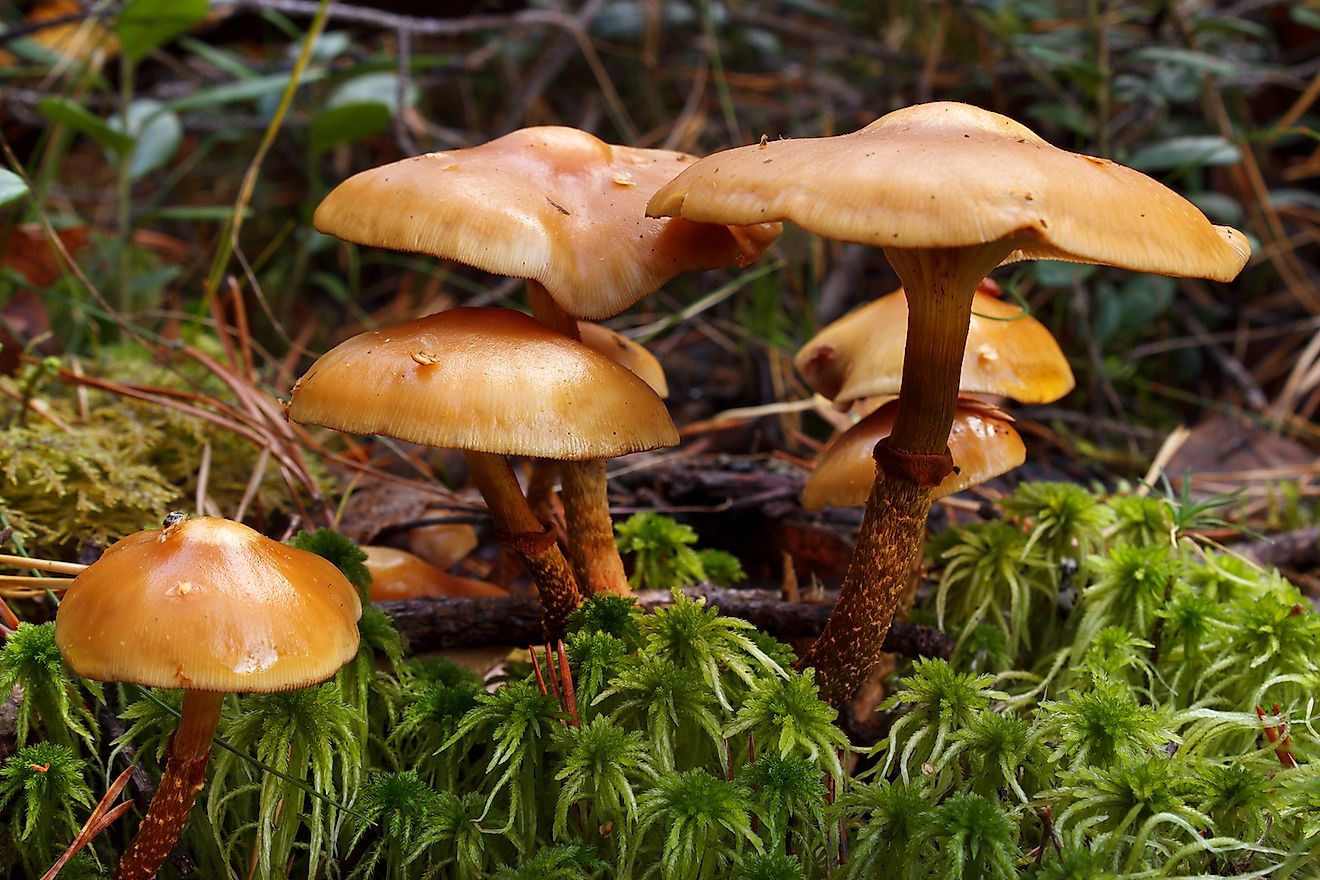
[377,586,952,660]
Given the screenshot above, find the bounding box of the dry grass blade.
[0,593,19,630]
[0,575,74,592]
[52,366,325,527]
[39,766,136,880]
[556,640,580,728]
[0,554,87,575]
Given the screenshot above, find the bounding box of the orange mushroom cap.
[796,282,1074,406]
[803,399,1025,509]
[577,321,669,398]
[55,517,362,692]
[648,102,1248,282]
[315,126,782,319]
[288,307,678,461]
[363,546,506,601]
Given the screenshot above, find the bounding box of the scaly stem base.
[800,244,1014,706]
[465,450,581,635]
[115,690,224,880]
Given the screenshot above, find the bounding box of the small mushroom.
[796,280,1074,407]
[803,399,1025,509]
[54,516,361,880]
[363,545,505,601]
[577,321,669,398]
[403,518,479,570]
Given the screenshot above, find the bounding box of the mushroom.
[54,516,361,880]
[287,307,678,632]
[796,279,1074,408]
[403,519,479,570]
[525,320,670,521]
[314,127,779,599]
[803,399,1025,509]
[648,101,1249,703]
[363,545,506,601]
[577,320,669,399]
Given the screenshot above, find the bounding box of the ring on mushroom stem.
[648,101,1250,706]
[313,126,779,599]
[54,516,361,880]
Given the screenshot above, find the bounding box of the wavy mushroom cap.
[577,321,668,398]
[315,126,782,319]
[648,102,1248,282]
[363,546,506,601]
[288,307,678,460]
[796,283,1074,405]
[56,517,362,692]
[803,399,1025,509]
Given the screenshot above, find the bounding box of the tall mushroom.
[313,126,779,598]
[287,307,678,633]
[54,516,361,880]
[648,101,1250,704]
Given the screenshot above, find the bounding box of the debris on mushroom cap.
[802,398,1025,509]
[577,321,669,398]
[314,126,783,320]
[795,282,1075,405]
[55,517,362,692]
[288,307,678,460]
[363,545,506,601]
[647,101,1249,283]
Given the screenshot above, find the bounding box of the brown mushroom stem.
[463,450,581,633]
[527,281,581,339]
[527,280,634,597]
[800,245,1012,706]
[560,459,631,595]
[525,459,561,521]
[115,690,224,880]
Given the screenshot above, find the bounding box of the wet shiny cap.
[314,126,782,319]
[56,517,362,692]
[803,399,1025,509]
[577,321,669,398]
[364,545,506,601]
[796,282,1075,405]
[288,307,678,460]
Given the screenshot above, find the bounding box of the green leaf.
[144,205,251,222]
[309,103,391,154]
[108,98,182,180]
[36,96,135,155]
[0,170,28,207]
[1291,3,1320,30]
[309,73,416,153]
[1188,192,1242,226]
[1126,135,1240,172]
[116,0,209,62]
[1133,46,1238,77]
[167,69,329,112]
[176,36,257,80]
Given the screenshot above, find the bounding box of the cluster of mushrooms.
[51,101,1249,876]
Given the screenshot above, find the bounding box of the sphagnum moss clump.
[8,502,1320,878]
